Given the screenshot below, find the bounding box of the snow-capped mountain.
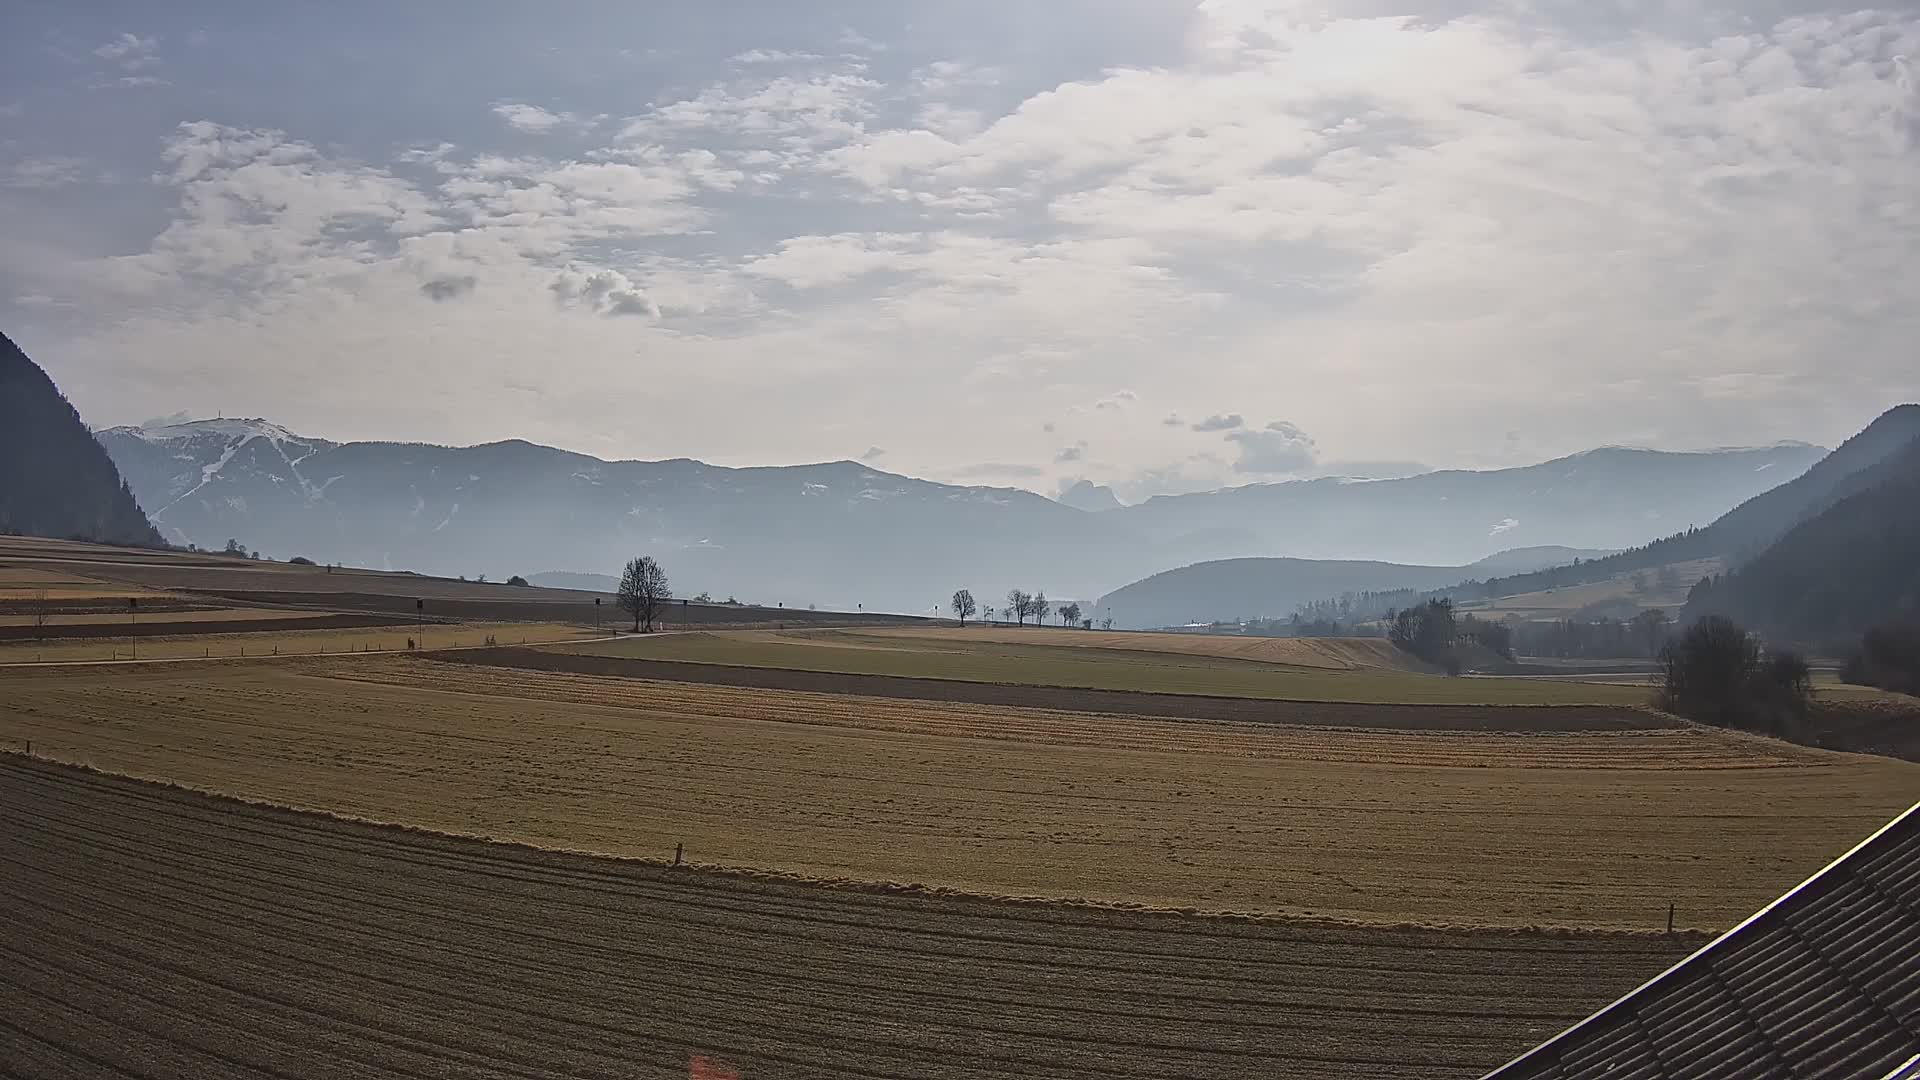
[95,418,1830,612]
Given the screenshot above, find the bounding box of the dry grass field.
[0,755,1700,1080]
[555,628,1654,706]
[0,621,598,662]
[816,627,1440,671]
[0,606,347,627]
[4,656,1913,930]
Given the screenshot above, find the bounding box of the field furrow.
[0,757,1695,1080]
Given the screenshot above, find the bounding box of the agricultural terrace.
[551,627,1655,706]
[4,656,1912,930]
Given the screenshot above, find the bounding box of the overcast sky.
[4,0,1917,501]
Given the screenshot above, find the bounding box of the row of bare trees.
[948,588,1085,628]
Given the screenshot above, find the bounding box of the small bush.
[289,556,315,566]
[1657,615,1809,736]
[1843,622,1920,697]
[506,575,529,587]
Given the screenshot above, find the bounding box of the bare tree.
[1059,601,1082,627]
[32,588,50,641]
[1031,591,1050,628]
[618,556,672,632]
[950,588,978,626]
[1007,589,1031,627]
[1101,616,1114,631]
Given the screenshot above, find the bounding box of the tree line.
[948,588,1096,629]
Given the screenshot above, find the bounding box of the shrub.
[289,556,315,566]
[506,575,529,587]
[1657,615,1809,735]
[1843,622,1920,696]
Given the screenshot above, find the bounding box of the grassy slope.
[555,629,1654,706]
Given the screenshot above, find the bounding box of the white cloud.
[10,2,1920,487]
[93,33,158,63]
[492,103,588,134]
[1190,413,1244,432]
[1227,420,1318,474]
[549,266,660,319]
[731,49,823,64]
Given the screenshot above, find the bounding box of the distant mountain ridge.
[97,416,1828,612]
[0,332,161,547]
[1420,405,1920,607]
[1094,547,1612,630]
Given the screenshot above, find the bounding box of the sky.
[3,0,1918,503]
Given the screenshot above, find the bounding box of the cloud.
[860,445,886,461]
[0,103,25,119]
[13,3,1920,483]
[2,156,93,189]
[549,267,659,318]
[419,275,477,302]
[93,33,158,63]
[948,462,1045,479]
[1314,460,1434,480]
[731,49,822,64]
[1190,413,1244,432]
[492,103,587,134]
[1226,421,1319,475]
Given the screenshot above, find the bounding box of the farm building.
[1485,802,1920,1079]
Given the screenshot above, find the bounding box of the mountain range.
[95,413,1827,613]
[0,332,159,547]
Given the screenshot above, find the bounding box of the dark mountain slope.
[1684,435,1920,646]
[0,333,161,547]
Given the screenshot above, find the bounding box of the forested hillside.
[0,332,162,547]
[1684,435,1920,647]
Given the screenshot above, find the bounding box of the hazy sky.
[4,0,1917,500]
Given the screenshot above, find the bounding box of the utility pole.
[415,598,424,648]
[129,597,139,659]
[594,596,601,631]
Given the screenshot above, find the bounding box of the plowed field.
[555,630,1650,705]
[4,657,1913,929]
[0,755,1696,1080]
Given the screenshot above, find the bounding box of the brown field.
[809,627,1439,672]
[0,755,1700,1080]
[557,629,1653,706]
[0,606,345,627]
[4,656,1913,930]
[0,621,597,663]
[462,647,1671,731]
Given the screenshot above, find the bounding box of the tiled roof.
[1486,802,1920,1080]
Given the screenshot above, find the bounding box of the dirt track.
[449,647,1668,731]
[0,755,1694,1080]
